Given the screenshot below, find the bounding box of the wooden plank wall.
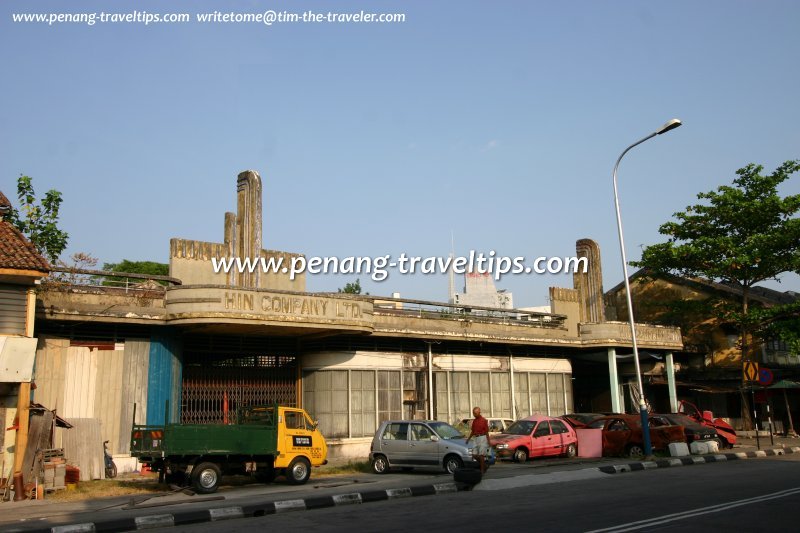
[34,337,152,457]
[59,418,104,481]
[118,339,150,454]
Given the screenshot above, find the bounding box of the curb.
[597,446,800,475]
[16,482,465,533]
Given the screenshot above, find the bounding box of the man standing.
[465,406,489,474]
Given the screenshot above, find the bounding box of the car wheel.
[627,444,645,458]
[564,443,577,458]
[444,455,463,474]
[191,462,222,494]
[286,457,311,485]
[372,455,390,475]
[513,447,529,463]
[713,438,724,450]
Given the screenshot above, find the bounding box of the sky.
[2,0,799,307]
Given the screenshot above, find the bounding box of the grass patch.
[316,460,372,476]
[46,474,164,502]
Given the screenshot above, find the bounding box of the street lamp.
[612,118,682,457]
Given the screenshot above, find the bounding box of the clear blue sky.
[2,0,799,305]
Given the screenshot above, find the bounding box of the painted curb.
[597,446,800,475]
[14,482,467,533]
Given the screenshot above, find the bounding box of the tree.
[338,279,363,294]
[102,259,170,286]
[9,175,69,263]
[634,160,800,357]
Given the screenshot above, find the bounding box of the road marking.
[586,486,800,532]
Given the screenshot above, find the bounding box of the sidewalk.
[3,439,799,532]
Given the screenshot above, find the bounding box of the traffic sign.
[759,367,774,387]
[743,361,759,382]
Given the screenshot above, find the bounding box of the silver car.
[370,420,476,474]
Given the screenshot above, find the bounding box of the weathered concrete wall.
[550,287,581,337]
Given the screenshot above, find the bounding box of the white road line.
[586,486,800,533]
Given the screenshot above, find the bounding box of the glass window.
[608,420,629,432]
[548,374,566,416]
[284,411,307,430]
[533,421,551,437]
[303,370,348,438]
[378,371,402,423]
[530,374,548,414]
[472,372,490,415]
[382,422,408,441]
[549,420,569,434]
[411,424,432,441]
[506,420,536,435]
[351,370,377,438]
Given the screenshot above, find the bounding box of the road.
[165,455,800,532]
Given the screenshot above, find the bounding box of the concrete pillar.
[607,348,622,414]
[666,352,678,413]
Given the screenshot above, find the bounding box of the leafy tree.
[9,175,68,263]
[634,160,800,356]
[338,279,363,294]
[102,259,170,286]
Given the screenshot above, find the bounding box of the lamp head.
[655,118,682,135]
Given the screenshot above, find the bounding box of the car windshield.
[505,420,536,435]
[429,422,465,440]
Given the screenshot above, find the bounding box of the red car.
[678,400,737,448]
[587,415,686,457]
[490,415,578,462]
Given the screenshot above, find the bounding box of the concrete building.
[451,271,513,310]
[27,171,683,462]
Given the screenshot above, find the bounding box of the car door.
[602,418,633,456]
[408,423,439,466]
[547,420,572,456]
[380,422,410,465]
[531,420,552,457]
[283,409,315,456]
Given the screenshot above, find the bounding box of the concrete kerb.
[15,446,800,532]
[596,445,800,475]
[14,482,467,533]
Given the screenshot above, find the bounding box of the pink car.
[490,415,578,462]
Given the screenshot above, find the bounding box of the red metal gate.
[181,353,297,424]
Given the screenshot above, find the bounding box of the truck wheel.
[191,462,222,494]
[286,457,311,485]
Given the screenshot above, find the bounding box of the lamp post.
[612,118,682,457]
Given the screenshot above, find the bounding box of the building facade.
[29,171,684,463]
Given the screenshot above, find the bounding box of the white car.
[455,417,515,436]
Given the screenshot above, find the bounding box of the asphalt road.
[164,455,800,532]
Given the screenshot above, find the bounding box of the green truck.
[130,404,328,493]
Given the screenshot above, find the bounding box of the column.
[666,352,678,413]
[608,348,622,414]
